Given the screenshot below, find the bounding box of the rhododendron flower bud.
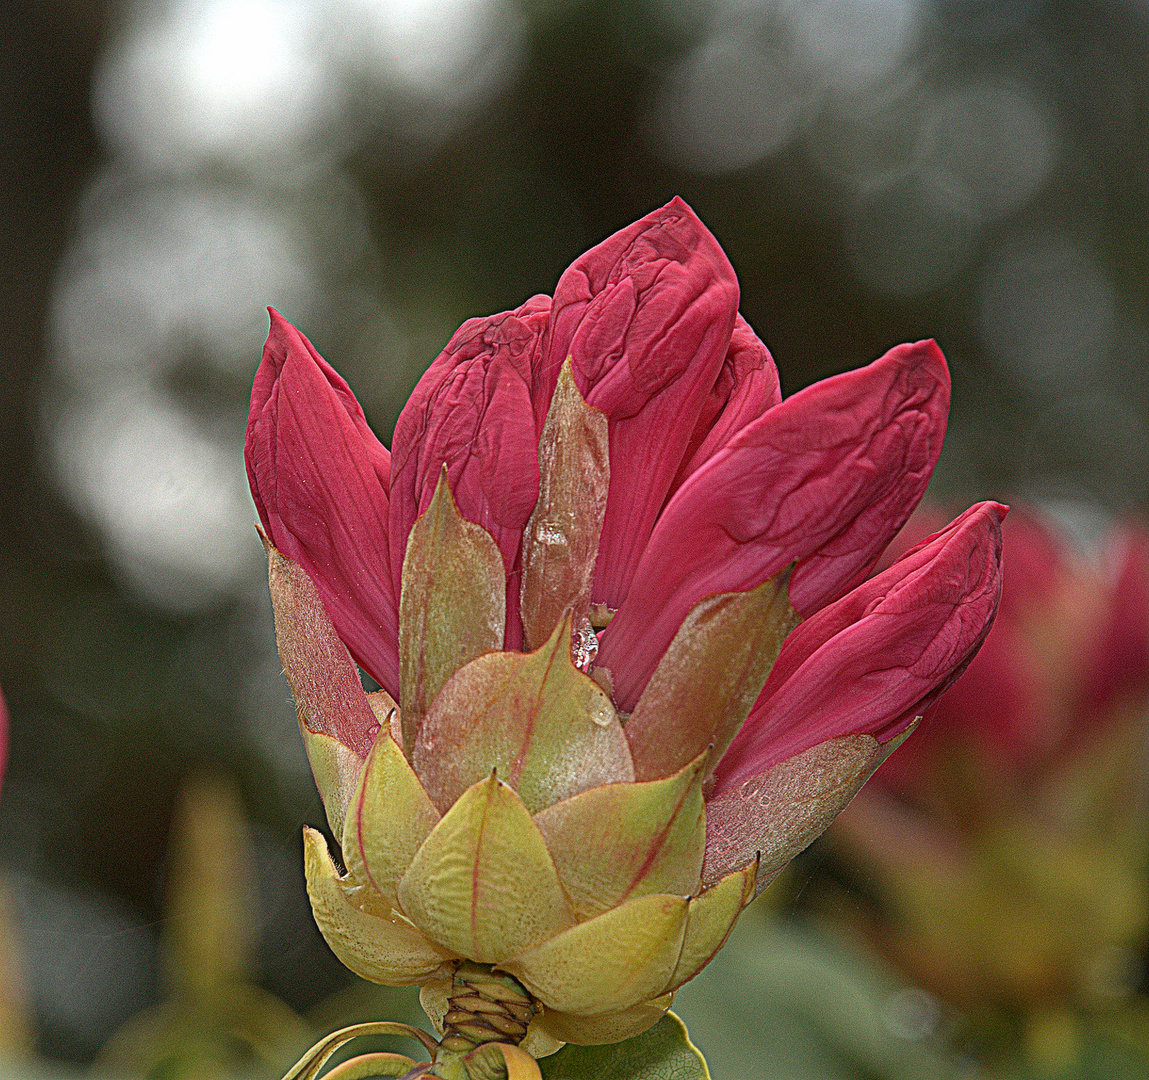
[246,198,1005,1065]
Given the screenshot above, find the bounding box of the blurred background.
[3,0,1149,1076]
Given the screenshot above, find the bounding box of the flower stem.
[438,962,537,1054]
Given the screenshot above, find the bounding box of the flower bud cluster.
[246,199,1005,1051]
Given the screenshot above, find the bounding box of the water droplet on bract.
[588,699,614,728]
[366,721,381,741]
[571,619,599,673]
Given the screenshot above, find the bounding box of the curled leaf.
[538,1012,710,1079]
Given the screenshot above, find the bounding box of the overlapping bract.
[245,198,1005,1049]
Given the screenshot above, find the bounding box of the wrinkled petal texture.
[669,314,781,491]
[246,309,398,696]
[879,509,1149,797]
[599,340,950,711]
[871,508,1053,793]
[541,197,740,611]
[712,501,1006,795]
[390,298,549,649]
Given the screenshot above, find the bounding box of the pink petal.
[709,501,1007,797]
[389,298,548,649]
[872,599,1035,799]
[879,509,1140,798]
[1078,529,1149,719]
[668,314,782,493]
[597,340,951,710]
[877,509,1058,792]
[539,197,740,610]
[786,340,950,613]
[246,309,398,697]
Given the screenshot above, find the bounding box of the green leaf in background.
[539,1012,709,1080]
[673,906,962,1080]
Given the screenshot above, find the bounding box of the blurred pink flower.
[873,508,1149,805]
[827,506,1149,1024]
[246,197,1005,895]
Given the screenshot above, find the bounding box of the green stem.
[431,963,538,1073]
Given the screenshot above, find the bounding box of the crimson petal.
[710,501,1007,796]
[598,340,951,710]
[389,298,548,650]
[539,197,740,611]
[668,314,781,494]
[246,309,398,696]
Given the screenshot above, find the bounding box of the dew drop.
[571,619,599,673]
[588,699,614,728]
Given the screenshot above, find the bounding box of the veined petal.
[669,314,781,492]
[665,862,757,990]
[304,827,455,985]
[788,343,951,614]
[624,573,798,782]
[263,535,379,758]
[300,728,367,842]
[539,197,739,611]
[246,309,398,696]
[398,774,575,963]
[412,616,634,816]
[389,298,548,650]
[875,509,1054,789]
[712,501,1006,794]
[500,893,688,1016]
[343,732,441,910]
[702,733,903,891]
[598,340,951,710]
[532,753,707,919]
[519,360,610,651]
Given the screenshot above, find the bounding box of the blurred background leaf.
[674,902,963,1080]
